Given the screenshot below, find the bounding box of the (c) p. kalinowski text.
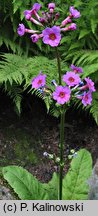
[32,202,84,212]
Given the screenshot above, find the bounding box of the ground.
[0,93,98,199]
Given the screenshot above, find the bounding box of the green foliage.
[1,0,98,55]
[43,172,59,200]
[2,149,92,200]
[3,166,48,200]
[63,49,98,124]
[1,0,98,122]
[0,53,58,84]
[62,149,92,200]
[0,53,59,114]
[2,166,58,200]
[0,53,98,124]
[60,0,98,126]
[0,0,45,55]
[60,0,98,52]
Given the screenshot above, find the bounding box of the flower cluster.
[32,65,95,107]
[17,2,95,107]
[17,2,80,47]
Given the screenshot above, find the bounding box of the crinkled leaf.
[3,166,48,200]
[62,149,92,200]
[43,172,58,200]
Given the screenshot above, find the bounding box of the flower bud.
[17,24,25,36]
[70,6,80,19]
[55,157,60,163]
[48,3,55,13]
[24,10,32,20]
[43,152,49,157]
[68,23,77,30]
[31,34,39,43]
[61,23,77,32]
[55,12,60,21]
[32,3,41,13]
[61,16,72,27]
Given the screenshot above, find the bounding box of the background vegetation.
[0,0,98,123]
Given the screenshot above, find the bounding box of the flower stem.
[55,47,65,199]
[55,47,61,85]
[59,110,65,200]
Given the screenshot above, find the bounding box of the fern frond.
[4,81,23,114]
[0,53,58,85]
[0,53,59,114]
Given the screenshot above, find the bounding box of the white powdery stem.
[30,17,43,26]
[25,29,39,34]
[60,27,69,32]
[33,10,41,21]
[72,84,79,91]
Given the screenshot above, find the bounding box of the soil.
[0,92,98,199]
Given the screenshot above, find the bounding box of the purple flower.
[80,77,96,92]
[68,23,77,30]
[32,73,46,89]
[61,16,72,27]
[63,72,81,87]
[48,3,55,13]
[31,33,43,43]
[31,34,39,43]
[82,91,92,106]
[24,10,32,20]
[85,77,96,92]
[17,24,25,36]
[53,86,71,105]
[17,24,39,36]
[61,23,76,32]
[48,3,55,9]
[32,3,41,12]
[70,64,83,73]
[42,26,61,47]
[70,6,80,19]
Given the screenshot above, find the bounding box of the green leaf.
[82,63,98,78]
[79,30,90,40]
[0,37,3,46]
[69,42,82,51]
[91,19,97,34]
[13,1,22,14]
[3,166,48,200]
[62,149,92,200]
[43,172,58,200]
[60,36,71,45]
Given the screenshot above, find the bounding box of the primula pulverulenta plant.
[3,3,94,200]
